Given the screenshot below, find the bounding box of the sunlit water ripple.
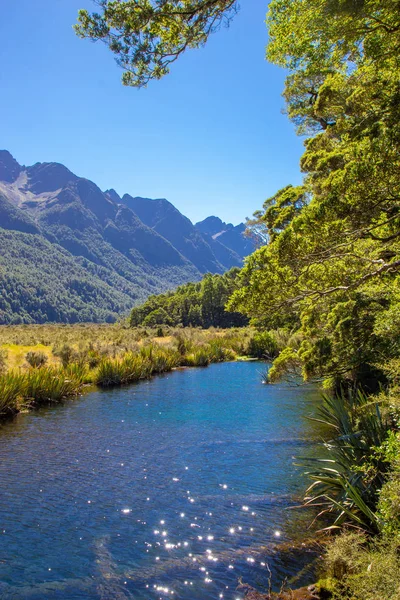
[0,361,321,599]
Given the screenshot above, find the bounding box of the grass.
[0,324,263,419]
[317,531,400,600]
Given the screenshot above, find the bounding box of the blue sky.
[0,0,304,225]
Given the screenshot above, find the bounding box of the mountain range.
[0,150,256,324]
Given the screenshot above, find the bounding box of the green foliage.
[246,331,279,359]
[96,354,153,386]
[23,366,84,405]
[0,229,136,324]
[323,533,400,600]
[303,390,391,532]
[183,349,211,367]
[0,366,83,416]
[130,268,248,328]
[75,0,239,87]
[142,308,173,327]
[0,348,7,374]
[228,0,400,390]
[25,351,48,369]
[0,372,23,417]
[376,432,400,537]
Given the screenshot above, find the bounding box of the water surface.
[0,361,320,599]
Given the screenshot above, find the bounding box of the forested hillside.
[130,267,248,328]
[0,151,256,324]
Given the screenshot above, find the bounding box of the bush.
[0,349,8,374]
[175,334,189,356]
[323,532,400,600]
[25,351,48,368]
[377,432,400,536]
[247,331,279,359]
[23,366,83,405]
[53,344,77,367]
[184,349,211,367]
[0,372,23,416]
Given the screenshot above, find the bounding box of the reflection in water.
[0,361,321,599]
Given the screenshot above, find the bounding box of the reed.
[183,349,211,367]
[0,324,259,418]
[95,353,153,387]
[23,366,83,406]
[0,372,24,417]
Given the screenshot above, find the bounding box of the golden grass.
[0,324,257,419]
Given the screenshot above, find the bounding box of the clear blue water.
[0,361,321,600]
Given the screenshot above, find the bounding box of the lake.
[0,361,321,599]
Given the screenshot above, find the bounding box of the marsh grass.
[0,372,24,417]
[23,366,84,406]
[96,354,153,386]
[0,324,261,418]
[0,366,83,416]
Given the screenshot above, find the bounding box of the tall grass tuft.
[183,349,211,367]
[25,351,48,368]
[0,372,24,417]
[95,353,153,387]
[23,366,83,406]
[302,389,390,532]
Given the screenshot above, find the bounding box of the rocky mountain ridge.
[0,150,256,324]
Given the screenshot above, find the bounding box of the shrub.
[25,351,48,368]
[0,349,8,374]
[184,349,211,367]
[0,372,23,416]
[175,334,189,356]
[376,432,400,536]
[247,331,279,359]
[303,390,390,532]
[53,344,77,367]
[323,533,400,600]
[95,354,153,387]
[23,366,83,405]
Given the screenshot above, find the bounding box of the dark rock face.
[104,188,122,204]
[122,195,228,273]
[25,162,78,194]
[0,150,21,183]
[195,215,225,237]
[0,150,257,323]
[195,216,256,260]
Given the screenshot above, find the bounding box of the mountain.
[195,216,255,259]
[121,195,245,273]
[0,150,257,324]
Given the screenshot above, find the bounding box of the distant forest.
[130,268,248,328]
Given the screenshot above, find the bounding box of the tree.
[228,0,400,387]
[128,267,248,328]
[75,0,238,87]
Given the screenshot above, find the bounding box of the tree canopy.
[75,0,238,87]
[130,267,248,328]
[230,0,400,388]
